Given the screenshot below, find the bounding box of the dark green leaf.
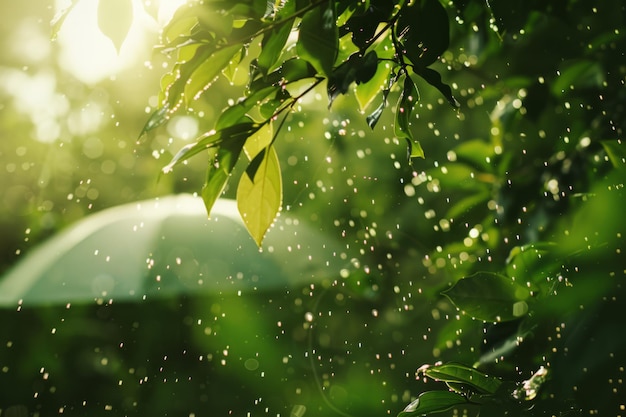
[505,242,560,290]
[296,1,338,76]
[601,140,626,170]
[414,67,460,108]
[342,0,394,48]
[551,60,605,96]
[201,135,247,215]
[418,363,503,395]
[249,58,317,93]
[396,0,450,68]
[327,51,379,105]
[162,122,260,173]
[398,391,468,417]
[355,51,379,84]
[442,272,531,322]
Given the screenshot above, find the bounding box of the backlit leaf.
[257,21,294,74]
[97,0,133,53]
[183,44,242,105]
[237,144,282,246]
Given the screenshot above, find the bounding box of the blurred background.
[0,0,624,416]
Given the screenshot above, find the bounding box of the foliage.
[0,0,624,416]
[66,0,461,244]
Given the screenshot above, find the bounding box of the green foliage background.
[0,0,624,416]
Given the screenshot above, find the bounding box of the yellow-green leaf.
[237,138,283,246]
[97,0,133,53]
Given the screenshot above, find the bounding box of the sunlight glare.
[55,0,187,84]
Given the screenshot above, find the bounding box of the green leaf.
[343,1,394,49]
[418,363,503,395]
[257,21,294,74]
[366,101,386,129]
[139,105,170,138]
[296,1,338,77]
[445,190,491,220]
[396,0,450,68]
[201,136,248,216]
[51,0,79,41]
[249,58,317,93]
[199,122,266,214]
[183,44,243,105]
[414,67,459,108]
[160,4,200,45]
[97,0,133,53]
[395,75,424,159]
[398,391,468,417]
[602,140,626,170]
[327,51,378,105]
[442,272,531,322]
[222,46,247,85]
[237,145,283,246]
[162,122,260,173]
[551,60,605,96]
[505,242,560,289]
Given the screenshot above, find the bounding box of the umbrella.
[0,195,350,307]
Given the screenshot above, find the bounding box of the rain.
[1,1,625,417]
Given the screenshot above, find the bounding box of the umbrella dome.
[0,195,350,307]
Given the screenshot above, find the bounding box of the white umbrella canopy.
[0,195,350,307]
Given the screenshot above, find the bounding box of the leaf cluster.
[132,0,458,244]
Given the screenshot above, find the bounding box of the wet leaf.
[442,272,531,322]
[418,363,503,395]
[139,105,170,138]
[398,391,468,417]
[395,75,424,159]
[97,0,133,53]
[505,242,560,289]
[297,1,338,77]
[184,44,243,105]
